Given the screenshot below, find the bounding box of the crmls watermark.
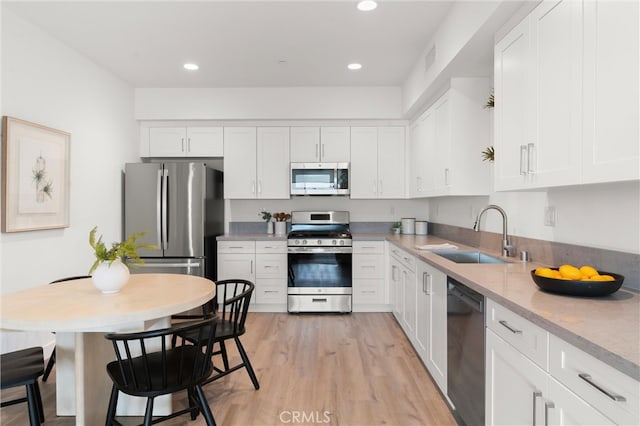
[279,410,332,424]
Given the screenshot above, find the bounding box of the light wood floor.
[1,313,456,425]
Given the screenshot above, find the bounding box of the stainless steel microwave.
[290,162,349,196]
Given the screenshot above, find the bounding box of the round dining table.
[0,273,215,426]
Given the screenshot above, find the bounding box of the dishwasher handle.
[449,285,484,313]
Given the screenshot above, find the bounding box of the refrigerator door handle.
[156,169,163,249]
[162,168,169,250]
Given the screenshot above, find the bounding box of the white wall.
[228,198,429,225]
[427,181,640,254]
[0,9,138,352]
[134,86,403,120]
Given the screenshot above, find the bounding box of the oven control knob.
[317,240,322,245]
[339,240,345,245]
[302,240,307,245]
[332,240,337,245]
[295,239,300,245]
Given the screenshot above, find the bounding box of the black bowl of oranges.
[531,265,624,297]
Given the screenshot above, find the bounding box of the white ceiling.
[3,1,476,88]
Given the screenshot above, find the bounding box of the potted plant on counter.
[260,210,274,234]
[88,226,155,294]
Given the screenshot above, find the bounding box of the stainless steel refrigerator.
[124,162,223,280]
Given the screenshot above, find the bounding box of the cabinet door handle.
[444,168,450,186]
[422,272,431,294]
[250,260,254,274]
[264,290,279,294]
[578,373,627,402]
[391,265,397,280]
[312,298,327,303]
[527,143,535,173]
[251,180,256,195]
[181,137,185,152]
[544,400,554,426]
[257,180,262,194]
[187,137,191,152]
[520,145,527,175]
[532,391,542,426]
[499,320,522,334]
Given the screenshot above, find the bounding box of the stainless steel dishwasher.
[447,277,485,426]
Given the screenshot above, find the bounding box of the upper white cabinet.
[148,127,223,157]
[495,0,582,190]
[350,127,405,199]
[409,109,432,197]
[581,0,639,183]
[290,126,350,162]
[409,78,492,197]
[495,0,639,190]
[223,127,290,199]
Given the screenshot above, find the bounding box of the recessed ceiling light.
[348,63,362,70]
[357,1,378,12]
[183,63,199,71]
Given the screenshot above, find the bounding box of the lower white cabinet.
[486,299,638,426]
[416,259,447,393]
[389,245,416,338]
[352,241,387,310]
[217,240,287,311]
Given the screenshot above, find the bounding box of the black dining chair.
[0,346,46,426]
[104,316,218,426]
[176,279,259,390]
[42,275,91,382]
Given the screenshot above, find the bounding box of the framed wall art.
[1,116,71,232]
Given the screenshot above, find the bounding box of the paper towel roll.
[415,221,428,235]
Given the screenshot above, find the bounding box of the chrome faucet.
[473,204,514,257]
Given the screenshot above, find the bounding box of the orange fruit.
[559,264,582,280]
[590,274,615,282]
[535,267,555,278]
[579,265,598,279]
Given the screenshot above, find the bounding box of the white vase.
[275,221,287,235]
[92,259,130,294]
[267,221,274,234]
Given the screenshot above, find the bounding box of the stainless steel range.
[287,211,352,313]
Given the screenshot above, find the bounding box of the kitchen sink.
[433,250,509,264]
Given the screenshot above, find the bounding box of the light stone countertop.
[361,233,640,381]
[218,233,287,241]
[218,232,640,380]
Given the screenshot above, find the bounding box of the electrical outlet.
[544,206,556,227]
[390,205,395,215]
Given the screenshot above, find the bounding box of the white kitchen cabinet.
[495,0,637,190]
[217,241,256,303]
[350,127,405,199]
[389,244,416,339]
[256,127,291,199]
[352,241,387,310]
[549,334,639,425]
[415,259,447,393]
[409,108,433,197]
[388,249,402,322]
[495,0,582,190]
[223,127,289,199]
[581,0,639,183]
[290,126,350,162]
[148,127,223,157]
[409,78,491,198]
[254,241,287,309]
[218,240,287,312]
[486,328,550,426]
[486,299,637,426]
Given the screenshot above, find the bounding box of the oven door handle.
[288,247,353,254]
